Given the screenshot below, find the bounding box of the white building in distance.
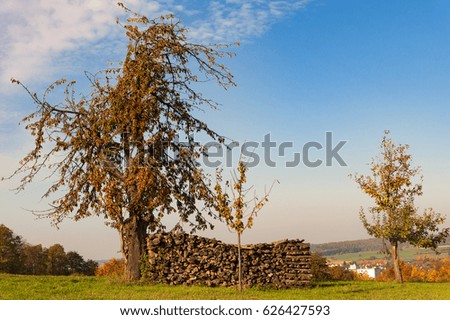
[348,263,383,278]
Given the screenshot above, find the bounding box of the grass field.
[0,274,449,300]
[326,246,450,263]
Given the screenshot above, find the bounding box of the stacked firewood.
[145,232,311,288]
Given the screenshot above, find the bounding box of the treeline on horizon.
[0,224,97,276]
[311,237,450,257]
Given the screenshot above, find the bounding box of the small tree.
[310,253,331,281]
[214,160,277,290]
[352,131,449,283]
[65,251,98,275]
[82,259,99,276]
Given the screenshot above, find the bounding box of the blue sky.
[1,0,450,260]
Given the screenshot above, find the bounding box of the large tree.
[352,131,449,283]
[7,5,236,280]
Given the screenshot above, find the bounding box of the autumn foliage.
[377,257,450,282]
[0,224,97,275]
[310,253,357,281]
[352,132,449,283]
[95,258,125,277]
[8,3,237,281]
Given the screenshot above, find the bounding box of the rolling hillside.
[311,238,450,263]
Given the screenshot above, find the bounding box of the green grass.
[327,250,387,262]
[0,274,449,299]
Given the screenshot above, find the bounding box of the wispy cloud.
[0,0,311,92]
[187,0,312,42]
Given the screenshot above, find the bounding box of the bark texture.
[123,217,149,281]
[392,242,403,283]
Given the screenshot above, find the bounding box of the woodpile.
[145,232,311,288]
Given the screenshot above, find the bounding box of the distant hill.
[311,236,450,257]
[311,238,385,256]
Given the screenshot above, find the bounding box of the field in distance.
[1,274,449,300]
[311,238,450,264]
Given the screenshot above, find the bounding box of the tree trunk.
[122,216,148,281]
[391,242,403,283]
[237,232,242,291]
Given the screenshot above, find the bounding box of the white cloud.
[0,0,311,93]
[0,0,162,92]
